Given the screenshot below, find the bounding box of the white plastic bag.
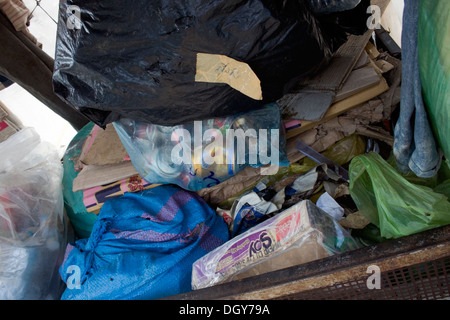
[0,128,69,299]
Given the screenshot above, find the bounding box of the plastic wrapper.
[113,103,289,191]
[218,190,284,238]
[349,152,450,239]
[53,0,368,127]
[0,128,70,299]
[192,200,359,290]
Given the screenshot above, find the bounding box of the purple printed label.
[216,228,274,274]
[214,206,303,275]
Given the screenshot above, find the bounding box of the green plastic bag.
[349,152,450,239]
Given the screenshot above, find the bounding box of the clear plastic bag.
[113,103,289,191]
[0,128,70,299]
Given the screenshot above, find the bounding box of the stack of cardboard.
[0,101,23,143]
[71,123,160,214]
[284,39,399,163]
[280,31,393,139]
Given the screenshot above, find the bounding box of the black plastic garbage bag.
[306,0,361,15]
[53,0,368,128]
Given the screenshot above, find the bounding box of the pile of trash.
[1,0,449,300]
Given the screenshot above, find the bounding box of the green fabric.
[418,0,450,165]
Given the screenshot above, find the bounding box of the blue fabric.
[393,0,441,178]
[59,185,229,300]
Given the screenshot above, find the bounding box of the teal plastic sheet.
[62,122,97,239]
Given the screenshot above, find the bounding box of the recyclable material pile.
[1,0,449,300]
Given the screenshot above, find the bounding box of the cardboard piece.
[82,175,160,214]
[278,30,374,122]
[78,123,129,166]
[353,51,371,70]
[334,65,381,102]
[195,53,262,100]
[279,91,335,122]
[72,161,139,192]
